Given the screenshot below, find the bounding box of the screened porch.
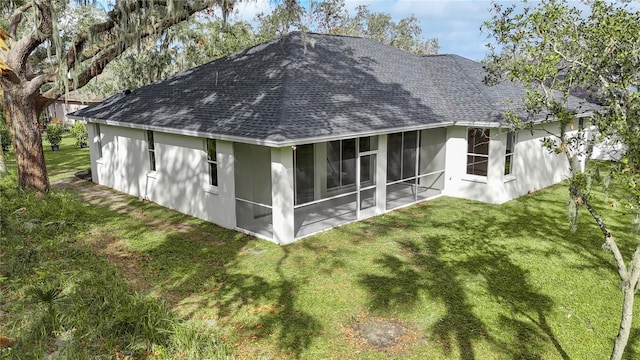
[293,128,447,239]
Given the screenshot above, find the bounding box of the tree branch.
[5,2,53,77]
[7,2,33,38]
[66,0,195,71]
[583,196,628,281]
[54,1,215,99]
[628,245,640,287]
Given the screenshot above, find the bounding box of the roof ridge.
[274,34,296,140]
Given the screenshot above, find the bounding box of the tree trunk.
[2,90,49,192]
[611,278,637,360]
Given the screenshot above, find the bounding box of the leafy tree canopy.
[483,1,640,359]
[0,0,235,191]
[258,0,439,55]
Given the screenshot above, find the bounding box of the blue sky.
[230,0,518,61]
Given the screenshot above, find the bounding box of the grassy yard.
[1,137,640,359]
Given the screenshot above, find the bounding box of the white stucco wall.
[87,121,581,244]
[90,124,236,229]
[444,124,571,204]
[271,147,295,245]
[92,125,148,197]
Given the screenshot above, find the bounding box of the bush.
[70,122,88,147]
[0,106,10,152]
[0,120,10,152]
[44,124,63,147]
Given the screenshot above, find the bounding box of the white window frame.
[504,131,516,177]
[466,128,490,177]
[206,138,218,188]
[95,123,102,158]
[146,130,156,172]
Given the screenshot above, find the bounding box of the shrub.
[0,120,10,152]
[70,122,88,147]
[44,124,63,147]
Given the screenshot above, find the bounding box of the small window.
[147,130,156,171]
[206,139,218,187]
[505,131,515,176]
[95,123,102,158]
[466,128,490,176]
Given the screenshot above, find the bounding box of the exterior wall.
[443,124,571,204]
[93,125,149,197]
[89,123,236,229]
[271,147,295,245]
[47,101,94,126]
[88,123,100,184]
[86,121,576,244]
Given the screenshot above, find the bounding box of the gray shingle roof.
[70,32,597,146]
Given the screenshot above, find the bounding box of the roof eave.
[69,114,457,147]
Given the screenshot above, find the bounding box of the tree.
[0,0,231,192]
[257,0,439,55]
[256,0,305,41]
[84,18,260,96]
[483,1,640,359]
[309,0,349,34]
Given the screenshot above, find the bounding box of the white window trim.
[146,130,156,173]
[147,171,159,179]
[95,123,103,159]
[504,131,517,181]
[466,128,490,177]
[204,138,218,192]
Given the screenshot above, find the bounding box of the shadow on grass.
[247,248,322,357]
[621,328,640,360]
[360,235,491,359]
[353,192,579,359]
[79,192,323,358]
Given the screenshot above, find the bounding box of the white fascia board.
[68,114,457,148]
[452,110,596,129]
[282,122,456,146]
[68,115,285,147]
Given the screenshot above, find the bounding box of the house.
[69,32,597,245]
[47,91,103,127]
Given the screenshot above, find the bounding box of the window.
[327,139,356,189]
[504,131,515,176]
[147,130,156,171]
[387,131,419,182]
[95,123,102,158]
[466,128,490,176]
[206,139,218,187]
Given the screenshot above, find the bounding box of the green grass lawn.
[1,139,639,359]
[3,132,91,183]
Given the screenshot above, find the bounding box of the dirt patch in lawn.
[85,232,154,292]
[344,314,421,355]
[53,175,190,296]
